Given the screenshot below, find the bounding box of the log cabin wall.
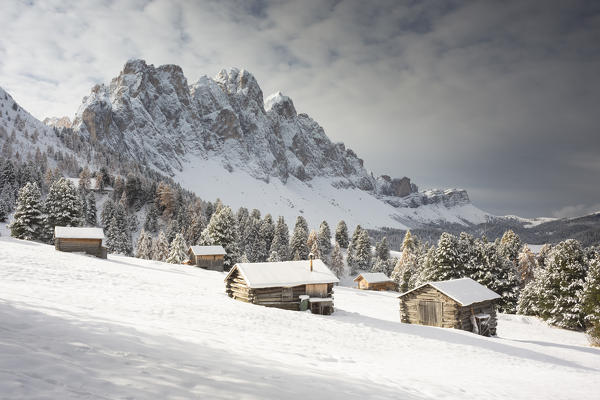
[225,270,335,312]
[55,238,106,259]
[399,285,461,328]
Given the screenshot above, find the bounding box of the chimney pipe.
[309,252,314,271]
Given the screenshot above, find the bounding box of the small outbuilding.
[225,258,339,315]
[398,277,501,336]
[54,227,107,259]
[354,272,397,291]
[188,245,226,271]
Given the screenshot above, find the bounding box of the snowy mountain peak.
[215,67,264,111]
[265,91,296,118]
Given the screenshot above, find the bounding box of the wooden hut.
[224,258,339,315]
[188,245,226,271]
[354,272,397,291]
[54,227,107,259]
[398,278,500,336]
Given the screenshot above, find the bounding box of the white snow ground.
[1,237,599,399]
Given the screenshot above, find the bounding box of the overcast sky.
[1,0,599,218]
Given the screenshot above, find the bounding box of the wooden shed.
[54,227,107,259]
[188,245,226,271]
[224,259,339,315]
[398,278,501,336]
[354,272,397,291]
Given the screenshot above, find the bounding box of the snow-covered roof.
[354,272,393,284]
[54,227,105,240]
[189,245,226,256]
[399,277,500,306]
[226,259,339,289]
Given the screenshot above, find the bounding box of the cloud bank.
[0,0,599,218]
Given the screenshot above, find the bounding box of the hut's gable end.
[225,268,254,303]
[458,300,498,335]
[399,285,461,328]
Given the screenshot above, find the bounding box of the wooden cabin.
[224,259,339,315]
[354,272,397,291]
[188,245,226,271]
[398,278,500,336]
[54,227,107,259]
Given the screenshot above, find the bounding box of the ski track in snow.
[1,237,599,399]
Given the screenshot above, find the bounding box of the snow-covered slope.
[68,59,490,229]
[1,237,598,399]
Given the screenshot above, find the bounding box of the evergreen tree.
[105,203,132,256]
[517,269,547,317]
[391,231,420,292]
[271,216,290,261]
[317,221,332,259]
[185,212,206,246]
[267,250,281,262]
[290,217,309,260]
[476,240,520,313]
[518,245,537,287]
[165,219,180,244]
[352,230,372,274]
[201,206,239,269]
[581,258,600,344]
[9,182,44,241]
[136,229,154,259]
[85,192,97,226]
[245,218,267,262]
[143,203,159,233]
[540,240,587,329]
[416,246,437,285]
[44,178,82,241]
[0,195,9,222]
[375,237,390,261]
[101,199,115,229]
[260,214,275,254]
[330,243,345,278]
[346,225,364,273]
[371,257,390,274]
[152,231,170,261]
[335,220,349,248]
[310,239,320,259]
[166,233,188,264]
[429,232,462,281]
[499,229,522,267]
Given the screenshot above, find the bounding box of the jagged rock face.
[67,59,476,218]
[383,189,472,209]
[71,59,374,187]
[43,116,72,129]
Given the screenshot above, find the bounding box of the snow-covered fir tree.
[317,221,332,259]
[201,206,239,269]
[352,229,372,275]
[289,217,309,260]
[335,220,349,248]
[417,246,438,285]
[105,203,132,256]
[499,229,522,268]
[581,258,600,344]
[245,218,267,262]
[236,207,250,249]
[539,240,587,329]
[165,219,180,244]
[518,245,537,287]
[0,195,9,222]
[310,239,320,259]
[346,225,364,273]
[239,253,250,263]
[267,250,281,262]
[428,233,462,281]
[391,231,420,292]
[259,214,275,255]
[101,199,115,229]
[476,240,520,313]
[185,212,205,246]
[85,192,97,226]
[9,182,44,241]
[330,242,345,278]
[166,233,188,264]
[135,229,154,259]
[374,237,390,261]
[143,203,159,233]
[152,230,170,261]
[44,178,82,241]
[271,216,290,261]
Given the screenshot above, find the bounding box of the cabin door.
[418,301,442,326]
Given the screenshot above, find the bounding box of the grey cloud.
[0,0,598,218]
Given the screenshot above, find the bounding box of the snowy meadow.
[1,237,599,399]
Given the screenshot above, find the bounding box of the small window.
[282,287,293,301]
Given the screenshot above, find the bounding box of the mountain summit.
[52,59,489,228]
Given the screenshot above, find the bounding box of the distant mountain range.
[1,60,598,245]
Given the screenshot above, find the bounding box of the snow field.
[1,237,599,399]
